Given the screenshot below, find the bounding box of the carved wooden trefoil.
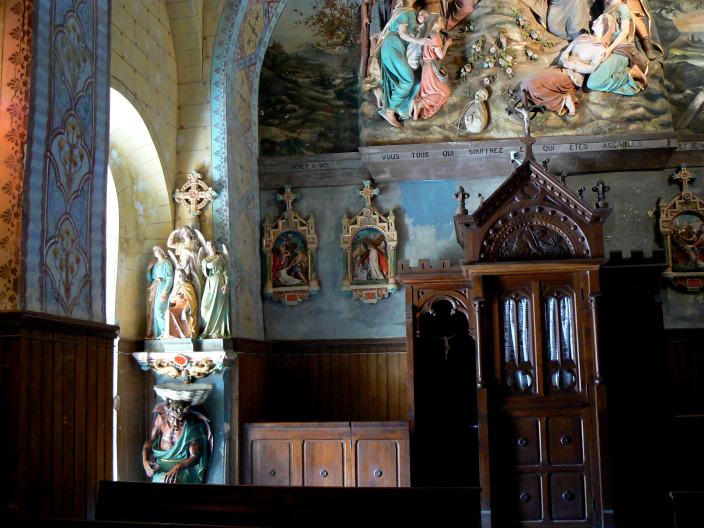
[341,180,398,304]
[658,167,704,293]
[262,185,320,305]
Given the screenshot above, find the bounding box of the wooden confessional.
[399,141,612,527]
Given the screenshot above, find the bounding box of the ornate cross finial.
[560,171,568,185]
[454,185,470,215]
[672,166,695,192]
[360,179,380,207]
[542,158,550,170]
[277,185,297,211]
[592,180,610,209]
[577,186,586,201]
[173,170,217,216]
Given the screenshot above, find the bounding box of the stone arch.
[109,87,174,339]
[210,0,288,339]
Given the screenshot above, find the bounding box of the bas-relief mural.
[258,0,362,156]
[257,0,704,153]
[23,0,109,321]
[0,0,33,311]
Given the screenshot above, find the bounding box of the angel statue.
[146,246,174,339]
[166,268,199,338]
[200,241,231,339]
[167,225,207,301]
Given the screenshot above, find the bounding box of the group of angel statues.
[146,226,231,340]
[521,0,659,116]
[362,0,660,126]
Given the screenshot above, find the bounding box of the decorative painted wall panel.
[0,0,33,310]
[23,0,110,322]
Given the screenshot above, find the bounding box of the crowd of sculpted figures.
[362,0,661,127]
[146,226,231,340]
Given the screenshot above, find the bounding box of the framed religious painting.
[658,167,704,292]
[341,180,398,304]
[262,186,320,305]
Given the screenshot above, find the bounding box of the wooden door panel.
[355,439,399,487]
[504,473,542,522]
[251,439,292,486]
[504,417,540,466]
[548,416,583,465]
[303,440,345,487]
[550,472,586,521]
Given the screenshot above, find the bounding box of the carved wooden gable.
[454,156,611,264]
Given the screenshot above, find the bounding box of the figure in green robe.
[376,7,432,127]
[142,399,211,484]
[200,241,231,339]
[146,246,174,339]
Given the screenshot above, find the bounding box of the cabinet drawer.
[548,416,583,465]
[355,440,399,487]
[303,440,345,487]
[505,417,540,466]
[251,440,291,486]
[550,472,586,521]
[505,473,542,522]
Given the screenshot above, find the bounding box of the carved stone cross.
[672,166,695,192]
[360,180,380,207]
[173,170,217,216]
[277,185,297,210]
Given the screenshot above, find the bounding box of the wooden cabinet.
[242,422,409,487]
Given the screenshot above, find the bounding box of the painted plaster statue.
[376,4,433,127]
[586,6,647,96]
[166,269,199,338]
[411,16,454,120]
[446,0,480,31]
[167,225,206,300]
[200,241,231,339]
[521,14,615,115]
[520,0,591,41]
[146,246,174,339]
[142,398,211,484]
[460,88,489,133]
[613,0,660,60]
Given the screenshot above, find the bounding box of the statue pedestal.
[131,338,236,484]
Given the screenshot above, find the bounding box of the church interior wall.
[110,0,178,194]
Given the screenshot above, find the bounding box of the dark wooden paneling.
[665,329,704,416]
[0,312,117,520]
[266,338,407,423]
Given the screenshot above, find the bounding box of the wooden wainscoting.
[268,338,408,422]
[0,312,118,520]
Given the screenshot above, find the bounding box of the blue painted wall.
[260,168,704,339]
[260,176,506,340]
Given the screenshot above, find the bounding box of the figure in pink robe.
[411,17,453,120]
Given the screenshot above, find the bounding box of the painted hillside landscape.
[258,0,362,157]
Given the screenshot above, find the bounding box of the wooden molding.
[0,310,119,338]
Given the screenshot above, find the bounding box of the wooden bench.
[97,481,481,527]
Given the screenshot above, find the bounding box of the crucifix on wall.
[173,170,217,216]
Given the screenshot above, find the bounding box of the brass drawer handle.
[373,469,383,478]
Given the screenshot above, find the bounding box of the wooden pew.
[97,481,481,527]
